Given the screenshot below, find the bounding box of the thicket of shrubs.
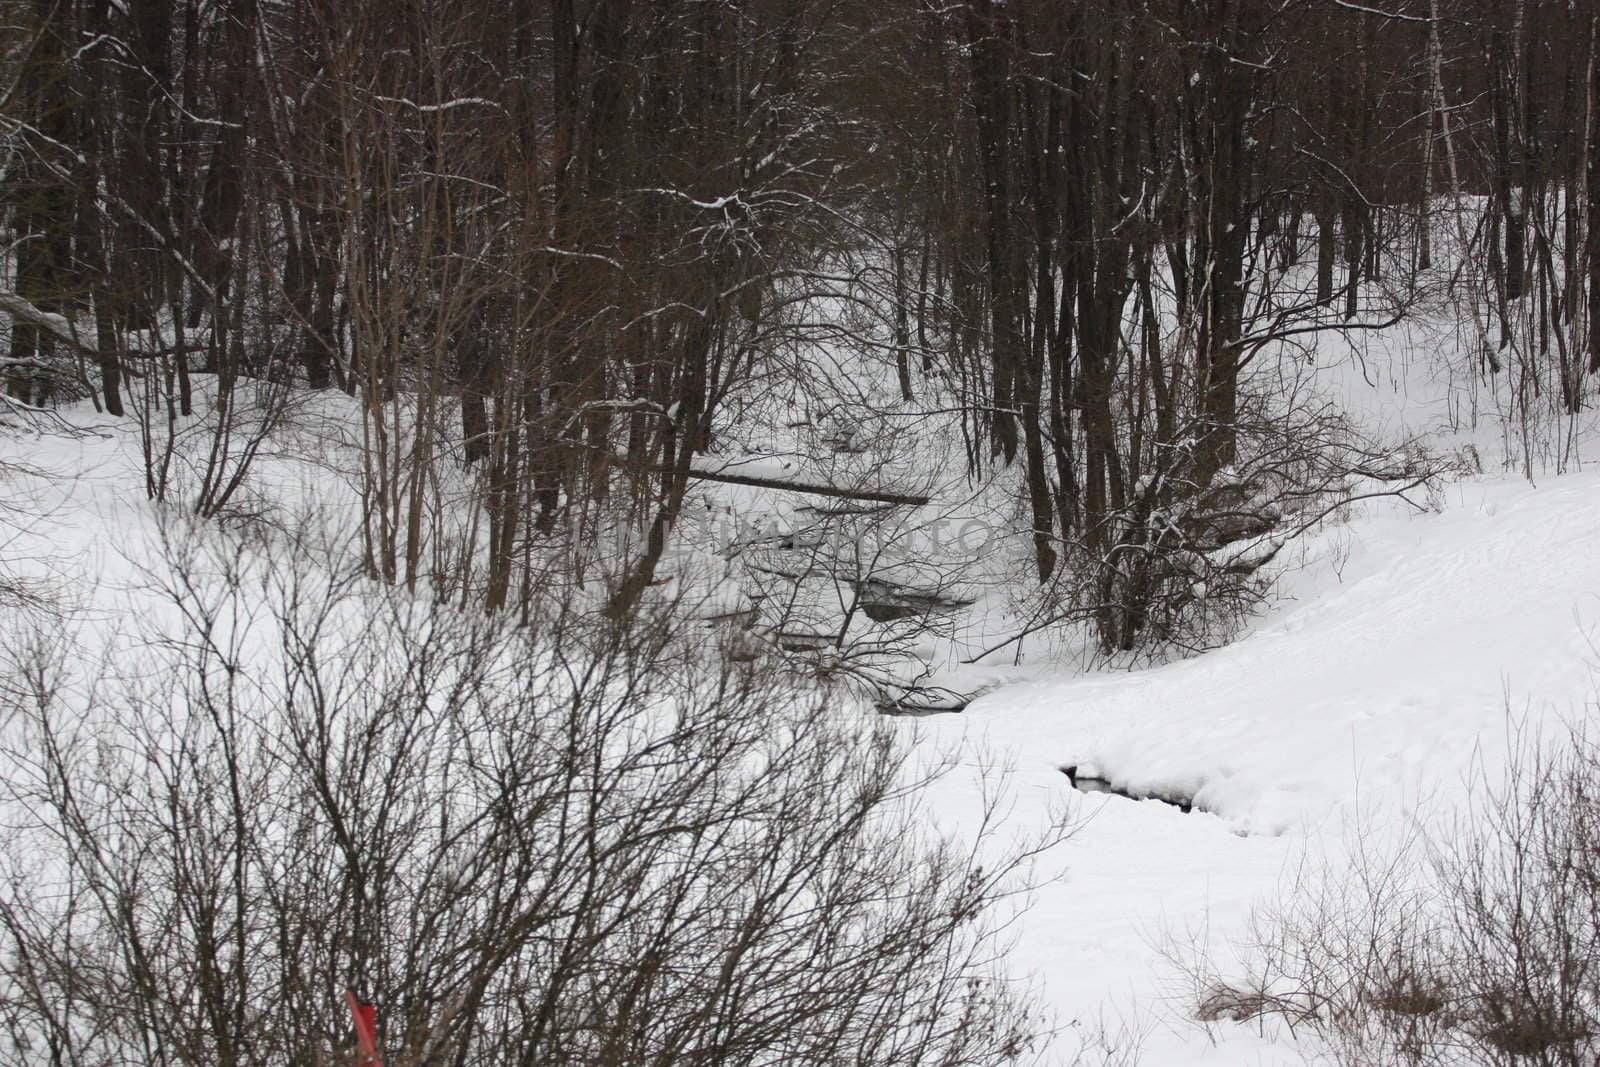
[0,514,1065,1066]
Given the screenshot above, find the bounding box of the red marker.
[344,990,382,1067]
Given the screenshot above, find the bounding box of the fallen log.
[678,466,927,505]
[642,457,931,506]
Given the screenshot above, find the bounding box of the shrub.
[0,514,1065,1066]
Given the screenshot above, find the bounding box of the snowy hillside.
[910,415,1600,1063]
[14,2,1600,1063]
[4,320,1600,1067]
[4,236,1600,1067]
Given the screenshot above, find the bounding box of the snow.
[7,296,1600,1065]
[913,464,1600,1063]
[957,473,1600,834]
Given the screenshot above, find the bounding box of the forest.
[5,1,1600,1065]
[5,0,1593,639]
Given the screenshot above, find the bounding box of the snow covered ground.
[5,310,1600,1066]
[908,334,1600,1064]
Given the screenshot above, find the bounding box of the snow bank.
[915,467,1600,1064]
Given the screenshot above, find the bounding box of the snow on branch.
[1330,0,1433,22]
[372,96,507,115]
[0,292,96,353]
[630,187,747,213]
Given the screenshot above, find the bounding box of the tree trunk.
[964,0,1021,463]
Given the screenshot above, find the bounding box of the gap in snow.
[1061,763,1196,814]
